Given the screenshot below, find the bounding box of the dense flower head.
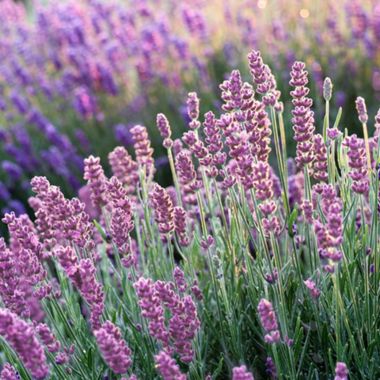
[36,323,60,353]
[312,134,328,182]
[314,185,343,272]
[173,206,191,246]
[0,308,49,379]
[156,113,173,148]
[232,365,255,380]
[290,61,315,166]
[335,362,349,380]
[257,299,280,343]
[154,351,186,380]
[130,125,155,179]
[355,96,368,124]
[94,321,132,374]
[55,246,104,329]
[83,155,107,209]
[108,146,139,197]
[343,134,369,194]
[323,77,333,101]
[0,364,18,380]
[150,183,175,235]
[187,92,200,129]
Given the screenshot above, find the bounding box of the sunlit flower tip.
[334,362,349,380]
[323,77,333,101]
[355,97,368,124]
[232,365,255,380]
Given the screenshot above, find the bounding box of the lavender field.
[0,0,379,379]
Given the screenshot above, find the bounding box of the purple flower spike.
[94,321,132,374]
[290,61,315,167]
[130,125,155,179]
[0,364,18,380]
[83,155,107,209]
[154,351,186,380]
[174,206,191,246]
[257,298,280,344]
[0,309,49,379]
[312,134,328,182]
[232,365,255,380]
[334,362,349,380]
[150,183,175,236]
[156,113,173,149]
[343,135,369,194]
[304,279,321,299]
[355,97,368,124]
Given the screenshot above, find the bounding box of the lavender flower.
[156,113,173,148]
[0,308,49,379]
[154,351,186,380]
[173,206,191,246]
[0,364,18,380]
[187,92,200,130]
[355,96,368,124]
[343,135,369,194]
[150,183,175,235]
[314,185,343,272]
[36,323,61,353]
[83,155,107,209]
[323,77,333,101]
[335,362,349,380]
[290,61,315,166]
[312,134,328,182]
[304,279,321,299]
[257,299,280,343]
[134,277,169,347]
[108,147,138,197]
[130,125,155,179]
[232,365,255,380]
[94,321,132,374]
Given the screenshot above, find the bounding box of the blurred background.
[0,0,380,219]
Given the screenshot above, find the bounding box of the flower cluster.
[0,309,49,379]
[313,185,343,273]
[290,61,315,167]
[257,299,280,344]
[94,321,132,374]
[134,269,200,363]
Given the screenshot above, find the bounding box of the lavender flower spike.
[156,113,173,149]
[94,321,132,374]
[355,97,368,124]
[334,362,349,380]
[0,364,18,380]
[257,298,280,343]
[232,365,255,380]
[0,308,49,379]
[154,351,186,380]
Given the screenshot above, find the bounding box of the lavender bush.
[1,0,380,215]
[0,49,378,379]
